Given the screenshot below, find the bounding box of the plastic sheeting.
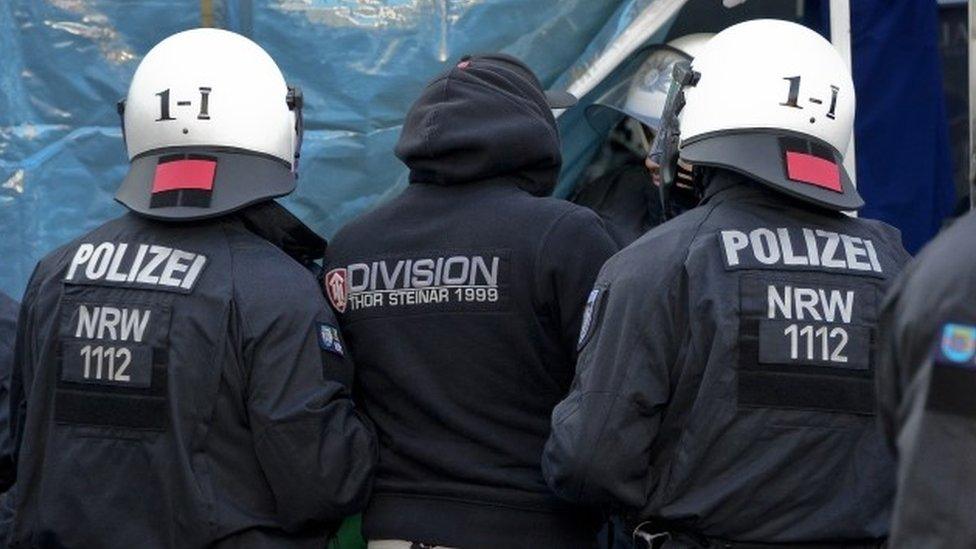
[0,0,659,299]
[8,1,953,299]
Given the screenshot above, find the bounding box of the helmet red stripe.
[785,151,842,193]
[151,159,217,193]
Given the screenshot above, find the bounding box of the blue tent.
[0,0,955,299]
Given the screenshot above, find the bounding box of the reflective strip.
[152,159,216,193]
[785,151,842,192]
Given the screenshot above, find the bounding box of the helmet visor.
[585,45,692,137]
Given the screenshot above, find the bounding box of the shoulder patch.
[317,323,345,357]
[578,286,607,351]
[927,322,976,418]
[938,323,976,366]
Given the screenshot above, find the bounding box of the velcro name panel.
[56,297,172,431]
[737,272,878,415]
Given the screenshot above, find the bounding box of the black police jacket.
[0,292,17,491]
[8,205,376,548]
[877,209,976,548]
[544,169,911,544]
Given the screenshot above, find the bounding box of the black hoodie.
[323,55,618,548]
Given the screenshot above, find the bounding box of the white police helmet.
[677,19,861,210]
[585,33,713,141]
[115,28,303,220]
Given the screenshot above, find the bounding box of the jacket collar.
[699,168,846,216]
[700,168,788,207]
[235,201,326,268]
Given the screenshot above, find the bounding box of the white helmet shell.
[681,20,854,154]
[678,19,862,210]
[116,28,302,220]
[124,28,296,164]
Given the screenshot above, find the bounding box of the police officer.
[573,34,712,247]
[8,29,376,547]
[544,20,910,547]
[876,211,976,546]
[323,54,618,548]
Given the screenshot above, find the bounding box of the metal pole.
[970,0,976,207]
[200,0,214,27]
[830,0,856,191]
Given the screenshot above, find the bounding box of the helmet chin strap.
[117,98,128,152]
[286,85,304,176]
[648,61,700,221]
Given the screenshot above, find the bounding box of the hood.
[395,54,571,196]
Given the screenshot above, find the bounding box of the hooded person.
[322,53,619,549]
[7,28,376,548]
[572,34,712,247]
[543,20,911,547]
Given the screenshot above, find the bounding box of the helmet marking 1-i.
[115,28,304,221]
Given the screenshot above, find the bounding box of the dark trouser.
[630,522,885,549]
[599,517,636,549]
[367,541,458,549]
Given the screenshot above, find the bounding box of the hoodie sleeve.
[236,261,376,532]
[536,207,619,362]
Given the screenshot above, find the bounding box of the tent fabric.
[0,0,957,299]
[849,0,956,253]
[0,0,654,299]
[806,0,956,253]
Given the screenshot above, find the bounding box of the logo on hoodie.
[326,253,509,313]
[325,268,349,313]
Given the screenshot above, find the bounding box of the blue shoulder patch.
[937,323,976,367]
[317,323,345,357]
[928,322,976,418]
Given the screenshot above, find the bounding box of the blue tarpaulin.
[0,0,957,299]
[0,0,651,299]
